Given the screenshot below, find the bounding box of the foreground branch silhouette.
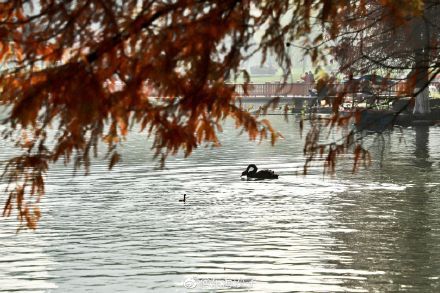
[0,0,436,229]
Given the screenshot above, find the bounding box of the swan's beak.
[241,171,246,176]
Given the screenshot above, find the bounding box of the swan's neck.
[247,165,257,175]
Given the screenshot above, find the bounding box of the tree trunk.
[411,1,431,115]
[413,87,430,114]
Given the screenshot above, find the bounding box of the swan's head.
[241,170,247,176]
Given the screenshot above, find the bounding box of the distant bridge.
[233,82,314,97]
[231,81,440,99]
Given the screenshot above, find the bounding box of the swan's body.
[241,164,278,180]
[179,194,186,202]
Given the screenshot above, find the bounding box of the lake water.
[1,115,440,292]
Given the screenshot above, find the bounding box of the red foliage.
[0,0,426,230]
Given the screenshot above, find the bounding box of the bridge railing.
[233,82,315,97]
[232,81,440,97]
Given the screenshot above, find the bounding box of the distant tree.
[0,0,434,229]
[332,0,440,113]
[301,0,440,175]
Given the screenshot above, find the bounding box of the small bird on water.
[179,194,187,203]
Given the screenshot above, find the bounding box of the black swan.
[179,194,186,202]
[241,164,278,179]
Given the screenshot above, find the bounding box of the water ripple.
[1,118,440,292]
